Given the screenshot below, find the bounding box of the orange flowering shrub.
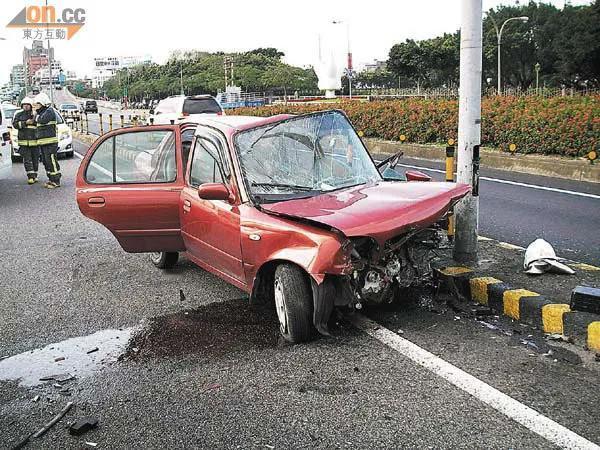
[230,95,599,157]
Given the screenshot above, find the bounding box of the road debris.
[179,289,186,301]
[69,417,99,436]
[203,383,221,393]
[39,373,74,383]
[85,443,98,448]
[523,239,575,275]
[54,356,65,362]
[31,395,40,402]
[570,286,600,314]
[86,347,99,354]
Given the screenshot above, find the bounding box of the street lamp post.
[534,62,541,95]
[489,15,529,95]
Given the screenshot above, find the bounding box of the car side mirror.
[405,170,432,182]
[198,183,231,201]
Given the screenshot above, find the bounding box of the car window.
[55,111,64,124]
[189,139,225,187]
[181,128,195,169]
[85,130,176,184]
[3,108,17,119]
[183,98,221,114]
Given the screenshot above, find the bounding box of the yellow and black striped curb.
[434,266,600,353]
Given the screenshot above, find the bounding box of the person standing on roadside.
[12,97,40,184]
[33,93,61,189]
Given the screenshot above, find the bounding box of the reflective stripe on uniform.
[37,137,59,145]
[50,154,59,173]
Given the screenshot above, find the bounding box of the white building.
[91,55,151,88]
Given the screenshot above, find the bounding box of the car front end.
[234,110,470,335]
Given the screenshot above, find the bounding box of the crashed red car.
[76,110,470,343]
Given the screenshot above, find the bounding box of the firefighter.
[12,97,40,184]
[32,93,61,189]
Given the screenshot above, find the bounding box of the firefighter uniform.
[12,97,40,184]
[33,93,61,188]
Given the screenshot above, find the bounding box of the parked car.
[58,102,81,121]
[84,100,98,113]
[75,110,469,343]
[0,104,16,179]
[149,95,223,125]
[11,109,73,161]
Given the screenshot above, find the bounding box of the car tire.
[150,251,179,269]
[11,154,22,163]
[274,264,314,343]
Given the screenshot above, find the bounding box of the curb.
[434,266,600,354]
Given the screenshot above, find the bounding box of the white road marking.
[347,313,600,450]
[392,162,600,200]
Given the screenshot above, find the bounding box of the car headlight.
[60,131,71,141]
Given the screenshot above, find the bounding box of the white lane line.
[347,314,600,450]
[393,162,600,200]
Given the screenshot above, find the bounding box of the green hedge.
[229,95,599,157]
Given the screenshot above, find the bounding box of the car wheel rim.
[274,279,288,334]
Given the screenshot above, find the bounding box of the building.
[10,65,26,88]
[91,55,151,88]
[362,59,388,73]
[32,61,63,85]
[23,40,55,86]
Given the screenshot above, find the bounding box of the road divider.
[435,255,600,353]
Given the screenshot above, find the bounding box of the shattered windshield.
[235,111,382,202]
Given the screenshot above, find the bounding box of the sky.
[0,0,592,85]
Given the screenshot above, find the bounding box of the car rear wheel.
[274,264,314,343]
[150,251,179,269]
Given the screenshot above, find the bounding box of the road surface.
[1,148,599,448]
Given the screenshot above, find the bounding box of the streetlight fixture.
[489,15,529,95]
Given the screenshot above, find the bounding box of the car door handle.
[88,196,105,207]
[183,199,191,213]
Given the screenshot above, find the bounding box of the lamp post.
[534,62,540,95]
[489,15,529,95]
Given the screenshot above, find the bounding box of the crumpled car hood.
[261,181,471,245]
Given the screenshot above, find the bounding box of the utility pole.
[454,0,483,262]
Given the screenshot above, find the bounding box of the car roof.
[182,114,294,133]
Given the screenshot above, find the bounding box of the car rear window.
[86,101,96,106]
[183,98,221,114]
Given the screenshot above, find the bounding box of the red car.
[76,110,470,343]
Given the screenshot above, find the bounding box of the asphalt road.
[1,141,599,448]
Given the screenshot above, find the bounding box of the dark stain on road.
[124,298,281,359]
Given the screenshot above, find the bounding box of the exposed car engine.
[347,227,444,305]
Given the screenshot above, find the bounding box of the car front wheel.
[150,251,179,269]
[274,264,314,343]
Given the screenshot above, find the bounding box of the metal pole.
[497,31,501,95]
[454,0,482,262]
[446,143,456,241]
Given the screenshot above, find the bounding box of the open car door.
[76,124,186,253]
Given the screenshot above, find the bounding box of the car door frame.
[76,124,188,253]
[180,125,247,290]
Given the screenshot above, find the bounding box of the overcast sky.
[0,0,591,85]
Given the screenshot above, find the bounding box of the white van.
[149,95,223,125]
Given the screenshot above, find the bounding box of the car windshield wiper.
[251,182,316,192]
